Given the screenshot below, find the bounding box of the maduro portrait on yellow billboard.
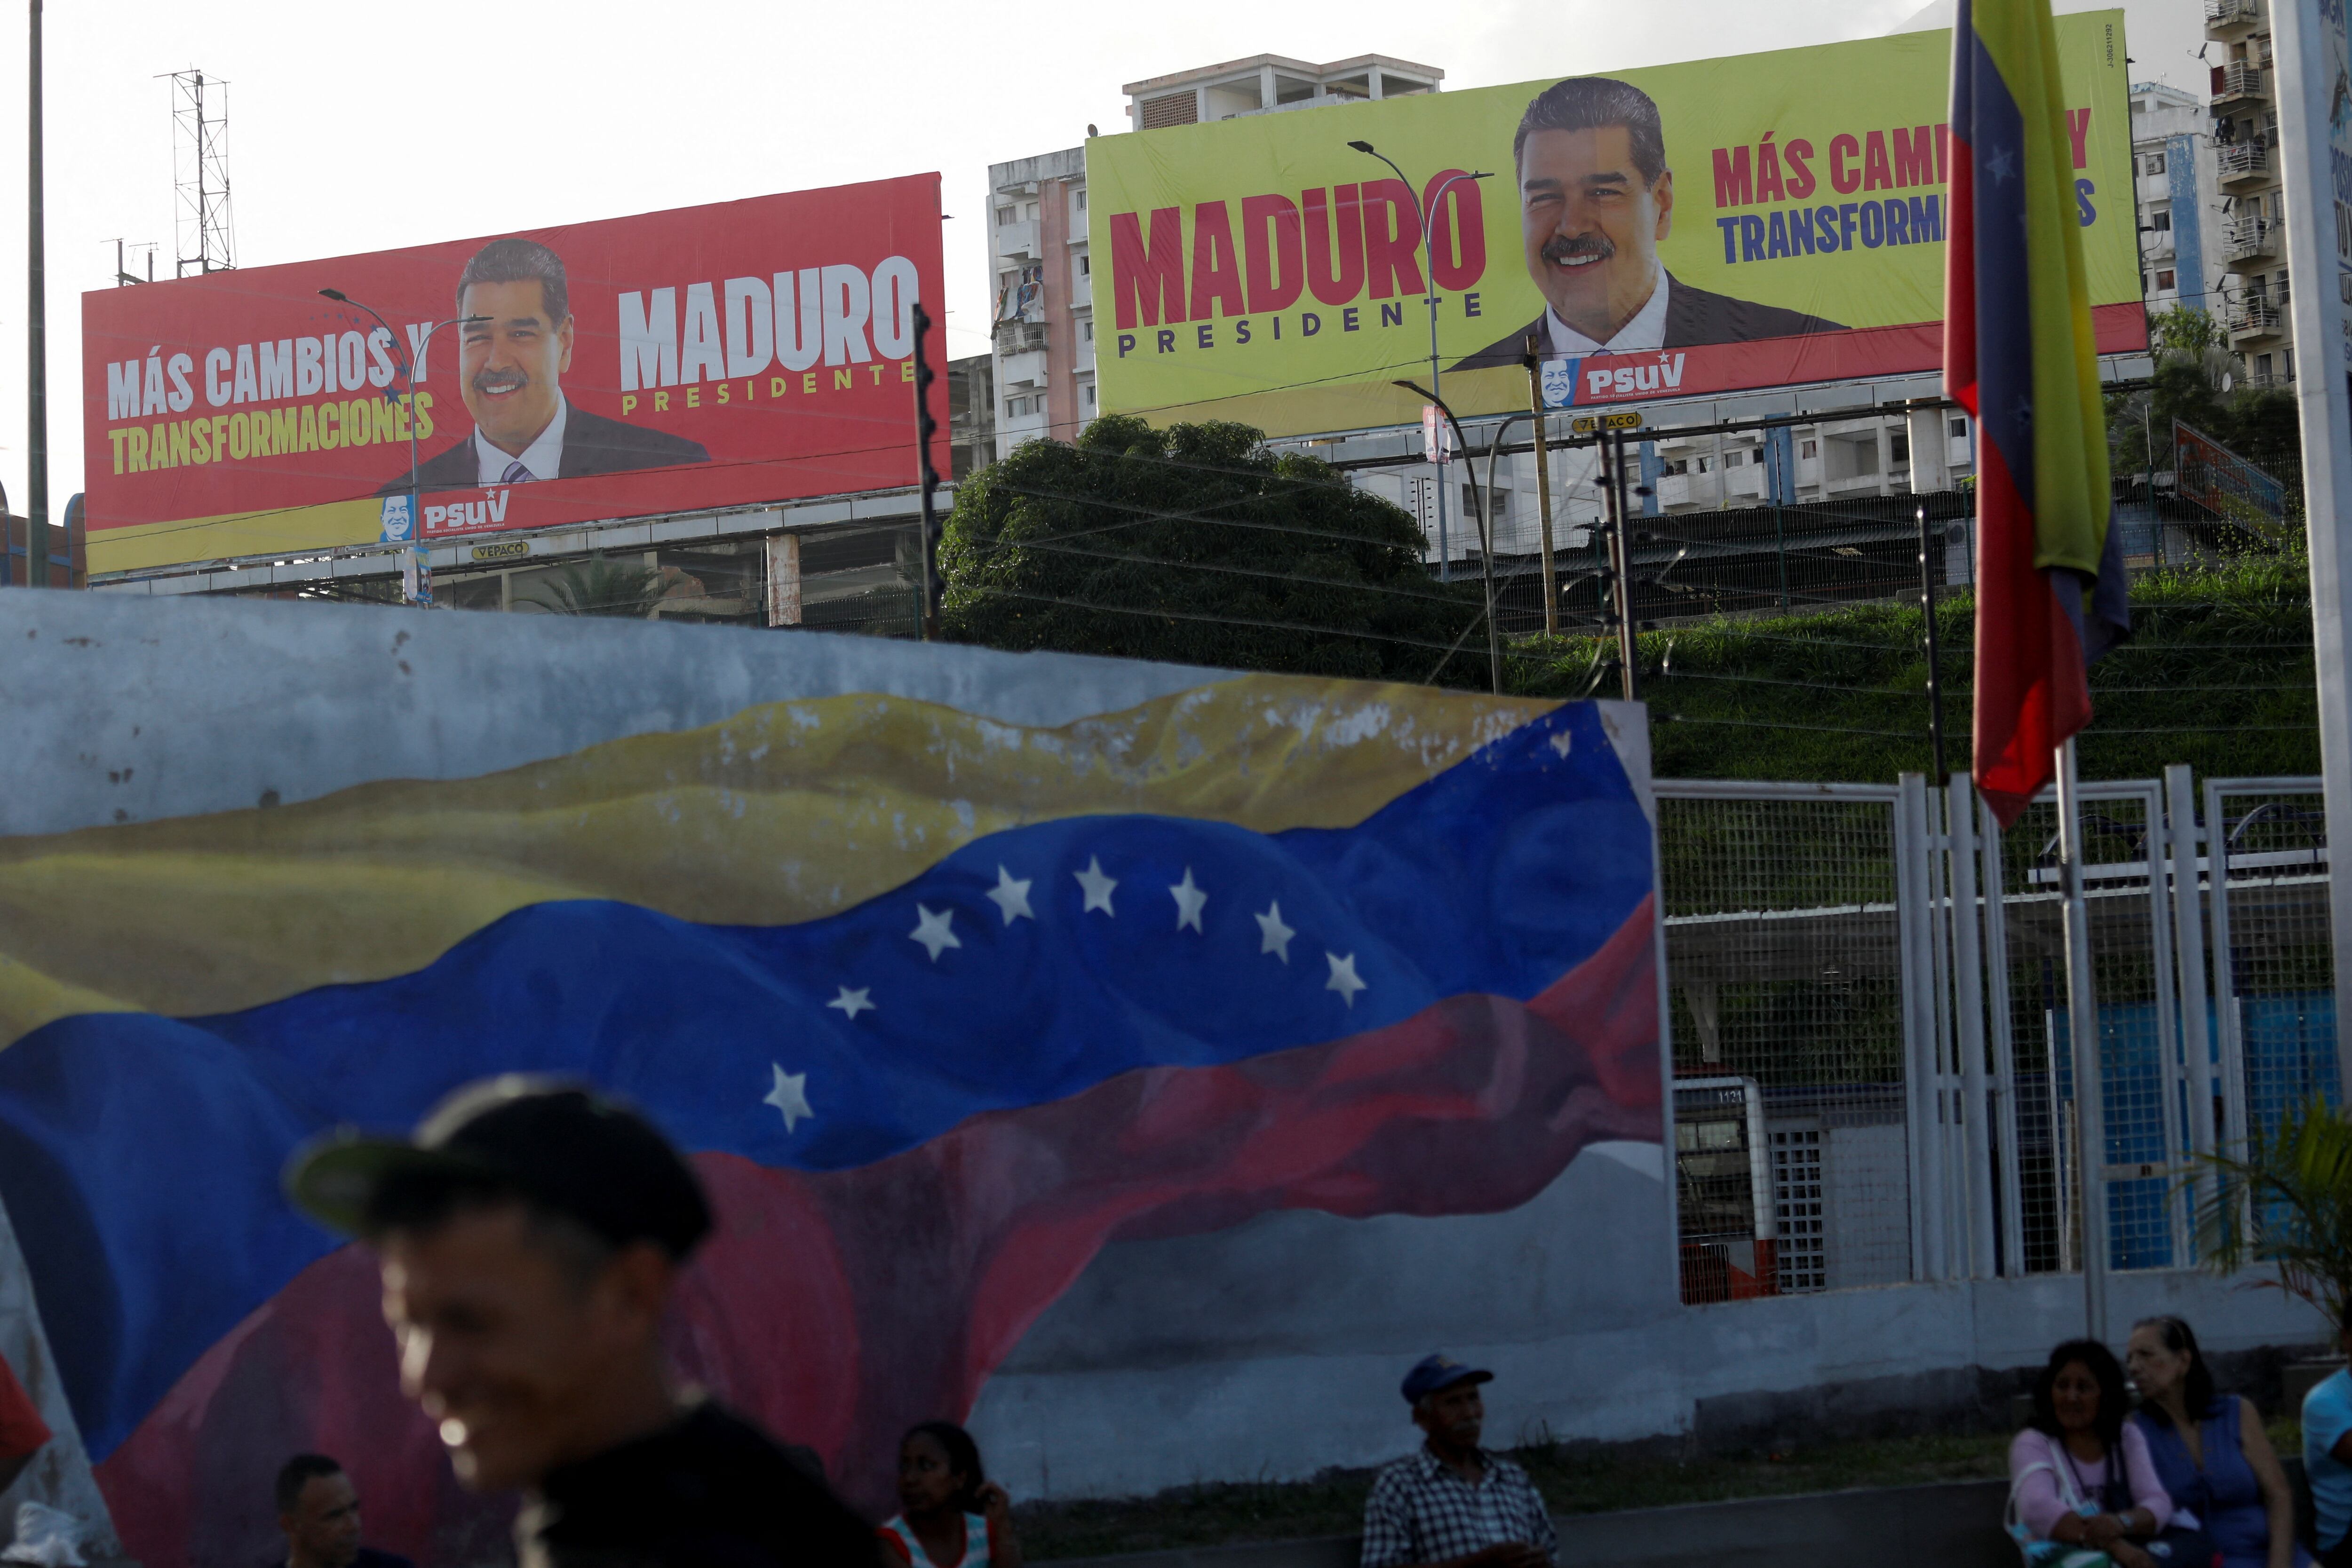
[1087,16,2141,438]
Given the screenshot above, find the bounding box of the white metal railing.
[2231,300,2285,336]
[2218,143,2273,182]
[1654,769,2338,1310]
[2216,62,2270,100]
[2225,221,2278,261]
[2206,0,2261,26]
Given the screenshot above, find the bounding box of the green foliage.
[520,555,667,618]
[938,415,1488,682]
[1505,549,2317,784]
[2196,1095,2352,1329]
[2150,302,2224,358]
[2108,307,2301,482]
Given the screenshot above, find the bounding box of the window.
[1079,254,1091,275]
[1800,439,1818,459]
[2257,352,2274,376]
[1723,450,1744,467]
[2152,206,2172,232]
[996,207,1015,225]
[1083,383,1097,407]
[1890,433,1910,463]
[1008,396,1033,416]
[1462,485,1510,523]
[1081,319,1094,341]
[2145,151,2167,175]
[2157,269,2177,289]
[1771,1130,1827,1294]
[1949,417,1968,439]
[1661,459,1689,476]
[1024,201,1039,220]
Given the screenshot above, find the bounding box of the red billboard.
[81,175,946,574]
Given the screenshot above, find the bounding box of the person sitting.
[272,1455,413,1568]
[2304,1303,2352,1568]
[879,1422,1021,1568]
[2128,1316,2307,1568]
[1361,1355,1556,1568]
[2010,1339,2174,1568]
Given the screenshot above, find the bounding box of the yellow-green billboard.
[1087,16,2141,437]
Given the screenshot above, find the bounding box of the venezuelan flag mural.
[0,641,1661,1568]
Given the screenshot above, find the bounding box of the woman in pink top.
[2010,1339,2176,1568]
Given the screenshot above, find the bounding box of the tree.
[2106,305,2299,486]
[938,415,1486,682]
[520,555,670,617]
[2195,1095,2352,1329]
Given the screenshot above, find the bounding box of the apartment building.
[2206,0,2290,385]
[1122,53,1441,129]
[987,55,1446,460]
[989,147,1095,457]
[2132,81,2225,315]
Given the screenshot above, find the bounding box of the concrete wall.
[1048,1483,2016,1568]
[0,586,1229,839]
[977,1208,2330,1501]
[1,585,2328,1530]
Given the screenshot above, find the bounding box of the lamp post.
[1396,380,1500,696]
[26,0,48,588]
[1348,141,1491,581]
[318,290,484,604]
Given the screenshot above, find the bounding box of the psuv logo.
[423,489,513,534]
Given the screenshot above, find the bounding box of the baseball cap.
[1401,1353,1494,1403]
[285,1075,713,1260]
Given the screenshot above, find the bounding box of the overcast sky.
[0,0,2206,517]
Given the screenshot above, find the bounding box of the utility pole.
[911,303,943,640]
[1525,333,1558,637]
[165,68,236,277]
[1600,428,1637,699]
[25,0,48,590]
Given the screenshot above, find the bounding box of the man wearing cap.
[287,1075,881,1568]
[1359,1356,1557,1568]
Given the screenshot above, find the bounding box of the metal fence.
[1657,771,2339,1306]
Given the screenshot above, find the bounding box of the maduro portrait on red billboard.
[81,174,945,574]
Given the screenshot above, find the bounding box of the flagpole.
[2053,735,2107,1338]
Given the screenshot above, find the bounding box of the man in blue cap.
[1359,1355,1557,1568]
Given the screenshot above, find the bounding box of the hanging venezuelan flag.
[1946,0,2131,824]
[0,673,1661,1566]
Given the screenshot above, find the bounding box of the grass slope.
[1501,552,2319,784]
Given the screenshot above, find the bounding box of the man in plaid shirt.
[1360,1355,1557,1568]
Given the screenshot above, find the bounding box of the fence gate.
[1657,771,2337,1308]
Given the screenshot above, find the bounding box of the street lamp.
[1348,140,1492,581]
[318,289,485,604]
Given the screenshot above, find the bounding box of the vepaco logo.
[424,489,512,531]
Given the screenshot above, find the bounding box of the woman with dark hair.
[2129,1317,2308,1568]
[880,1421,1023,1568]
[2010,1339,2174,1568]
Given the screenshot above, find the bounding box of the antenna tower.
[166,69,235,276]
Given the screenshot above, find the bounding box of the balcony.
[998,348,1047,389]
[2217,142,2272,186]
[2212,61,2269,104]
[2224,220,2278,265]
[993,218,1041,261]
[2246,364,2296,389]
[2229,300,2285,339]
[2205,0,2262,31]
